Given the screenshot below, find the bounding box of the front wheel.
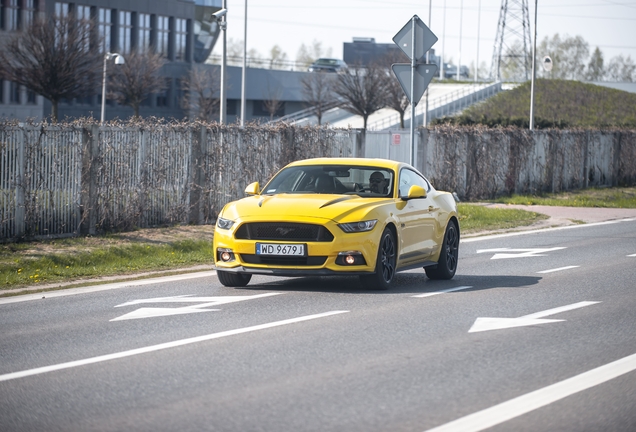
[425,221,459,280]
[217,270,252,287]
[360,228,396,290]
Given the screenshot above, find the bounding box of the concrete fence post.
[80,125,99,235]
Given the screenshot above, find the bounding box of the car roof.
[286,157,406,171]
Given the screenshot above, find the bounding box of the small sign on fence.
[392,134,401,145]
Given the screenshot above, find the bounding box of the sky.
[211,0,636,73]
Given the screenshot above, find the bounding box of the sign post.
[392,15,438,168]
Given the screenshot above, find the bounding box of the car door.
[394,168,437,264]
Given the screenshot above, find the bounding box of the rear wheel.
[217,270,252,287]
[425,221,459,280]
[360,228,396,290]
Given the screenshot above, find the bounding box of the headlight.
[338,219,378,233]
[216,217,235,230]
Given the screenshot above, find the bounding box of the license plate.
[256,243,305,256]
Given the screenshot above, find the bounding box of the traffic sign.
[392,63,438,105]
[392,15,438,62]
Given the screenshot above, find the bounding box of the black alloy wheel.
[217,270,252,287]
[425,221,459,280]
[360,228,396,290]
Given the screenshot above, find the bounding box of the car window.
[398,168,430,197]
[262,165,394,197]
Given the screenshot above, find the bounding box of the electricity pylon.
[490,0,532,82]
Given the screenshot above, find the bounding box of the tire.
[217,270,252,287]
[360,228,396,290]
[425,221,459,280]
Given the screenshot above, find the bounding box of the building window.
[156,79,171,107]
[54,2,69,17]
[226,99,237,116]
[156,15,169,56]
[9,82,20,104]
[98,8,111,53]
[138,13,151,52]
[119,10,132,54]
[27,89,37,105]
[75,4,90,20]
[22,0,38,28]
[75,5,91,51]
[0,80,4,104]
[175,18,187,61]
[3,0,19,30]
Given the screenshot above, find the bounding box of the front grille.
[235,223,334,242]
[241,255,327,266]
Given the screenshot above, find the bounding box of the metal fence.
[1,123,358,241]
[2,123,635,241]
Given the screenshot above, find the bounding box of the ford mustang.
[213,157,459,289]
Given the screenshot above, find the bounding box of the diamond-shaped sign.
[393,15,438,62]
[392,63,439,105]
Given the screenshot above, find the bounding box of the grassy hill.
[431,79,636,128]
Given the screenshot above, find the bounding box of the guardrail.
[270,98,344,124]
[368,82,502,130]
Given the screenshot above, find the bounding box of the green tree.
[538,34,589,80]
[296,40,332,70]
[268,45,289,70]
[606,55,636,82]
[586,47,605,81]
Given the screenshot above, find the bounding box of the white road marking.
[0,310,350,383]
[412,286,473,298]
[111,293,283,321]
[476,247,566,260]
[537,265,580,274]
[468,301,600,333]
[0,271,218,305]
[628,253,636,257]
[423,352,636,432]
[461,219,629,244]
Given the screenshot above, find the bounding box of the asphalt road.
[1,219,635,432]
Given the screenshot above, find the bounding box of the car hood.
[221,194,392,223]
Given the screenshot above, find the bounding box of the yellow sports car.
[213,157,459,289]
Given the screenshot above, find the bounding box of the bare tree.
[300,72,336,125]
[377,51,410,128]
[108,49,167,119]
[181,66,219,121]
[0,14,101,122]
[333,64,389,131]
[262,80,284,121]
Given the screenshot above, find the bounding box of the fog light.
[217,248,235,262]
[336,251,366,266]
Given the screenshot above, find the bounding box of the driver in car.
[369,171,388,194]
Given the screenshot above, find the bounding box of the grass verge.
[488,187,636,208]
[458,204,548,233]
[2,186,633,293]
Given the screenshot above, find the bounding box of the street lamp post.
[211,4,228,124]
[529,0,538,130]
[240,0,247,127]
[100,52,125,124]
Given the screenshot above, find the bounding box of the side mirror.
[244,182,260,195]
[402,185,427,200]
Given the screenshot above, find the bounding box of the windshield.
[262,165,394,198]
